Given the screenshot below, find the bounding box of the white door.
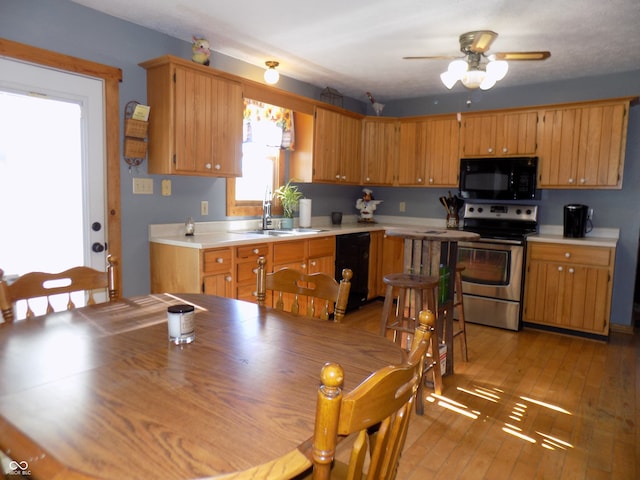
[0,57,106,278]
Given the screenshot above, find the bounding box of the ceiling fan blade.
[494,51,551,61]
[468,30,498,53]
[402,55,458,60]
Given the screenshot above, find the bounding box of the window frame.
[226,149,285,217]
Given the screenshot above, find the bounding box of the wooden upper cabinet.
[461,110,537,157]
[339,113,363,184]
[397,115,460,187]
[425,116,460,187]
[397,119,426,186]
[141,56,243,176]
[537,99,629,188]
[362,118,397,185]
[312,107,362,184]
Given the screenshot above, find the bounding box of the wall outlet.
[161,179,171,196]
[132,177,153,194]
[399,201,406,212]
[201,200,209,216]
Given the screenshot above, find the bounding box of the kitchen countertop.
[528,225,619,248]
[149,215,450,249]
[150,217,620,250]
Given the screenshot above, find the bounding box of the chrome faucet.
[262,188,274,230]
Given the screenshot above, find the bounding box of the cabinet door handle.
[252,268,258,274]
[580,178,586,184]
[301,263,306,269]
[214,164,221,170]
[365,177,371,182]
[558,266,564,272]
[341,175,346,180]
[253,248,259,254]
[311,261,317,267]
[487,147,494,153]
[335,174,341,180]
[564,252,571,258]
[502,147,508,153]
[205,163,212,170]
[417,177,423,183]
[429,178,434,184]
[568,268,575,274]
[225,275,232,282]
[568,177,575,184]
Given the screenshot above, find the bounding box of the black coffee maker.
[563,204,591,238]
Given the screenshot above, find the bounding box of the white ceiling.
[73,0,640,102]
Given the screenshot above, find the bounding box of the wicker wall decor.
[123,100,148,170]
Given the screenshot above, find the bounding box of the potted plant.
[275,180,303,229]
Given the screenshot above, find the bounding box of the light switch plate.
[132,177,153,194]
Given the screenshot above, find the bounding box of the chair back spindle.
[256,256,352,321]
[0,255,119,322]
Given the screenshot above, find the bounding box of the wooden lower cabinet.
[150,243,234,298]
[523,242,615,336]
[367,231,384,299]
[308,236,336,277]
[235,243,270,303]
[359,233,406,300]
[202,248,233,297]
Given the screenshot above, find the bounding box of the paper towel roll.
[299,199,312,227]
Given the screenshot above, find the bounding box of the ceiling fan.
[404,30,551,90]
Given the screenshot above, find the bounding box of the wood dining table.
[0,293,404,479]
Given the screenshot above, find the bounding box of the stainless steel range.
[457,202,538,331]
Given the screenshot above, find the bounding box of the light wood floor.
[342,300,639,480]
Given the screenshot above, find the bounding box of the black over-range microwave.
[459,157,538,200]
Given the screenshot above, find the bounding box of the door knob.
[92,242,105,253]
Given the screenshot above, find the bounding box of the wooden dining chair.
[0,255,118,322]
[256,256,352,321]
[306,310,434,480]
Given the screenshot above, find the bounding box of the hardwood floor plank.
[340,300,638,479]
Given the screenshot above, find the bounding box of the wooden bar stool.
[452,265,469,362]
[439,265,469,362]
[379,273,443,414]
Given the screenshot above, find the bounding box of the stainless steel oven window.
[457,241,524,303]
[458,245,511,286]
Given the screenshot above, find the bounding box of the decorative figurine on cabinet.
[191,36,211,66]
[356,188,383,223]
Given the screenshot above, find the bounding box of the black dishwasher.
[335,232,370,311]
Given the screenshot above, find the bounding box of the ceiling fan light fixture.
[440,70,459,89]
[461,69,486,89]
[440,59,468,89]
[487,58,509,81]
[264,61,280,84]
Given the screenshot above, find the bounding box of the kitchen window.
[226,99,294,217]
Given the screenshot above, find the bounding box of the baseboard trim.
[610,323,634,335]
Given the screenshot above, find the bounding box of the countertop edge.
[527,234,618,248]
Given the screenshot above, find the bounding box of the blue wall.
[2,0,638,327]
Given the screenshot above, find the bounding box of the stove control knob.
[516,209,522,215]
[477,207,483,213]
[526,209,532,215]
